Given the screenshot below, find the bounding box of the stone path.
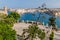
[13,23,60,40]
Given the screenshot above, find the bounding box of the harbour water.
[8,11,60,28]
[20,12,60,28]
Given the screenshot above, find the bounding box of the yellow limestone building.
[0,6,7,14]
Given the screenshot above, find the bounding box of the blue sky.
[0,0,60,8]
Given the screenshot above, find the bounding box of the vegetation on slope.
[0,12,20,40]
[22,24,45,40]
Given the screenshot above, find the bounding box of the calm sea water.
[8,11,60,28]
[20,12,60,28]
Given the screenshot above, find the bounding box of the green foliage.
[49,17,56,28]
[0,12,19,40]
[3,12,20,27]
[38,30,45,40]
[0,20,16,40]
[0,35,3,40]
[0,13,7,20]
[3,17,16,27]
[7,12,20,20]
[49,31,54,40]
[22,24,45,40]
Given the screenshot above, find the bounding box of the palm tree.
[48,17,56,29]
[49,31,54,40]
[22,24,45,40]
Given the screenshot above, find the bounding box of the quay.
[0,6,60,16]
[8,8,60,16]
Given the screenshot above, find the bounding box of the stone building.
[0,6,7,14]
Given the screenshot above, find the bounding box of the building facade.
[0,6,7,14]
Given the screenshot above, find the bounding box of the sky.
[0,0,60,8]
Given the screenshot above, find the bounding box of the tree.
[38,30,45,40]
[0,12,19,40]
[3,17,16,27]
[41,3,46,9]
[49,31,54,40]
[48,17,56,29]
[0,20,16,40]
[38,6,41,8]
[0,13,7,20]
[22,24,45,40]
[7,12,20,20]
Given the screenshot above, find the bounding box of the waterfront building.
[0,6,7,14]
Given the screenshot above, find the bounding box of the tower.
[4,6,7,14]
